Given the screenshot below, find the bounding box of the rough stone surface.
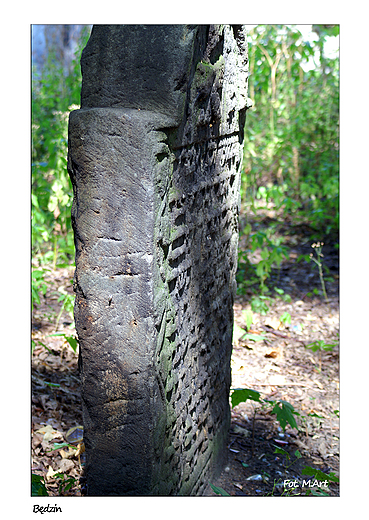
[68,24,249,495]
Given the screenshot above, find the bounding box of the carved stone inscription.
[68,24,249,495]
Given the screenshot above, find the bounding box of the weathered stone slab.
[68,24,249,495]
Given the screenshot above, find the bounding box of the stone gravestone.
[68,24,249,495]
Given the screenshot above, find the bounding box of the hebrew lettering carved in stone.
[68,24,249,495]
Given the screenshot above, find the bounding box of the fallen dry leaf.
[290,438,310,453]
[46,465,58,480]
[265,349,280,359]
[35,424,63,442]
[75,442,85,458]
[265,316,283,331]
[60,447,76,459]
[57,458,75,473]
[232,425,250,438]
[32,432,44,449]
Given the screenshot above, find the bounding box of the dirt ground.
[205,291,339,497]
[31,220,339,497]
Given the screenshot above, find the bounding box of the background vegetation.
[238,24,339,295]
[32,28,90,272]
[31,24,339,319]
[31,24,339,497]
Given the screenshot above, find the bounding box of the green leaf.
[31,286,41,305]
[233,324,247,342]
[242,333,267,342]
[306,340,336,352]
[308,412,323,419]
[271,400,298,430]
[49,442,73,451]
[65,336,78,352]
[209,482,230,496]
[309,487,330,496]
[294,450,302,459]
[301,466,339,483]
[273,446,290,458]
[32,269,47,280]
[322,343,336,351]
[48,333,78,352]
[241,309,254,330]
[31,474,48,496]
[305,341,321,352]
[64,478,76,492]
[280,312,291,325]
[31,193,40,208]
[231,388,261,408]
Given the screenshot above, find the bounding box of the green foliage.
[238,25,339,294]
[53,473,78,494]
[280,311,291,325]
[212,456,339,496]
[49,332,78,352]
[237,228,289,294]
[242,309,253,330]
[231,388,261,408]
[300,466,339,496]
[305,336,338,371]
[274,446,301,461]
[32,28,90,334]
[230,388,298,431]
[301,466,339,484]
[250,295,271,315]
[243,25,339,232]
[309,241,329,302]
[230,380,339,496]
[31,269,49,312]
[233,323,267,343]
[305,339,336,353]
[53,289,76,329]
[31,474,48,496]
[269,450,338,496]
[271,400,298,430]
[32,27,91,267]
[209,482,231,496]
[47,442,77,452]
[274,287,291,303]
[243,333,267,342]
